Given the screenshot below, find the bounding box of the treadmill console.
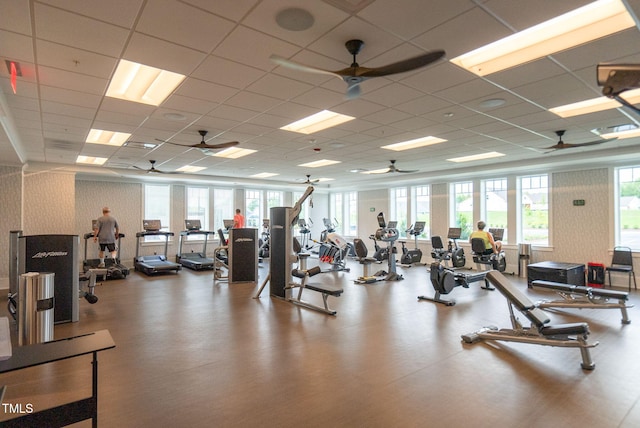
[143,219,161,232]
[447,228,462,239]
[185,219,202,231]
[91,219,98,230]
[489,228,504,241]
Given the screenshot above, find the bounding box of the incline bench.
[531,280,633,324]
[462,271,598,370]
[289,266,344,315]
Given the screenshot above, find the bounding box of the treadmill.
[134,219,181,275]
[83,219,130,279]
[176,219,215,270]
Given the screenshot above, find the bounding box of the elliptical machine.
[431,227,466,268]
[370,213,403,281]
[400,221,425,266]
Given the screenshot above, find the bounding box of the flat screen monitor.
[262,219,270,228]
[91,219,98,230]
[298,219,307,227]
[185,219,201,230]
[387,221,397,229]
[414,221,426,233]
[143,219,161,231]
[447,227,462,239]
[223,219,234,229]
[489,228,504,241]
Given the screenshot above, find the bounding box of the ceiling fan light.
[106,59,185,106]
[382,136,446,151]
[450,0,635,76]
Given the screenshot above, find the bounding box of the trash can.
[18,272,55,346]
[518,243,532,278]
[587,262,606,288]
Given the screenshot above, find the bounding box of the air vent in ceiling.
[321,0,375,14]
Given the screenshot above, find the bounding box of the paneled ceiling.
[2,0,640,189]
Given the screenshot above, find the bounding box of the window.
[616,166,640,249]
[482,178,508,242]
[452,181,473,240]
[390,187,408,238]
[144,184,170,242]
[330,193,343,235]
[266,191,283,220]
[519,174,549,245]
[186,187,209,240]
[213,188,234,232]
[245,190,263,228]
[411,185,430,238]
[329,191,358,236]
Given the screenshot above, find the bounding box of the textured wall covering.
[0,165,23,280]
[551,168,610,266]
[24,171,75,235]
[75,180,142,266]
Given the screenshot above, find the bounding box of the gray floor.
[1,256,639,428]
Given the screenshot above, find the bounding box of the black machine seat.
[353,238,378,263]
[305,282,343,297]
[486,271,589,335]
[430,236,449,260]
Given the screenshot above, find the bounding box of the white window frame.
[518,174,550,246]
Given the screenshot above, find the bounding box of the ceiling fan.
[271,39,445,99]
[132,160,179,174]
[370,160,418,174]
[543,130,616,151]
[159,130,239,152]
[297,174,320,185]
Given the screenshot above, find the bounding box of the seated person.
[469,221,502,255]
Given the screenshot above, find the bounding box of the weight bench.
[418,263,493,306]
[531,280,633,324]
[462,271,598,370]
[289,266,343,316]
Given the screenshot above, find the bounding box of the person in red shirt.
[233,209,245,228]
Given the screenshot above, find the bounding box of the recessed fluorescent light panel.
[550,88,640,118]
[316,177,334,182]
[106,59,186,106]
[212,147,257,159]
[600,128,640,140]
[297,159,341,168]
[450,0,635,76]
[280,110,355,134]
[447,152,505,163]
[86,129,131,146]
[76,155,107,165]
[250,172,279,178]
[361,168,391,174]
[381,136,446,151]
[176,165,206,173]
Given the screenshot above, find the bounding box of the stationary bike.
[372,213,403,281]
[369,233,389,261]
[400,221,425,266]
[258,219,270,259]
[431,227,466,268]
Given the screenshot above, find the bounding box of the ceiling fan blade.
[396,169,419,173]
[359,50,446,77]
[270,55,342,80]
[194,141,239,150]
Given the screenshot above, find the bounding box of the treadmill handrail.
[136,230,175,237]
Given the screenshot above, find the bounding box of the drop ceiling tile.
[402,62,474,95]
[192,55,265,89]
[37,66,108,95]
[0,30,35,63]
[161,94,218,115]
[40,0,144,27]
[361,108,412,125]
[175,78,239,103]
[181,0,259,22]
[123,33,207,75]
[39,86,102,109]
[483,0,592,32]
[36,40,117,79]
[34,3,130,57]
[136,0,236,53]
[226,91,283,113]
[0,0,32,34]
[40,100,96,119]
[362,82,424,106]
[291,87,344,110]
[246,73,314,100]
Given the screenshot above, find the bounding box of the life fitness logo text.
[32,251,68,259]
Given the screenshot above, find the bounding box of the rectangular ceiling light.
[297,159,341,168]
[212,147,257,159]
[76,155,107,165]
[86,129,131,146]
[447,151,505,163]
[250,172,279,178]
[381,136,446,151]
[106,59,186,106]
[280,110,355,134]
[550,88,640,117]
[361,168,391,174]
[600,128,640,139]
[450,0,635,76]
[176,165,206,173]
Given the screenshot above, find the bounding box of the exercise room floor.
[1,257,639,428]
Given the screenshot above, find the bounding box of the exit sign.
[573,199,585,206]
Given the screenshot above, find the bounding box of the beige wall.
[23,171,76,235]
[0,165,23,282]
